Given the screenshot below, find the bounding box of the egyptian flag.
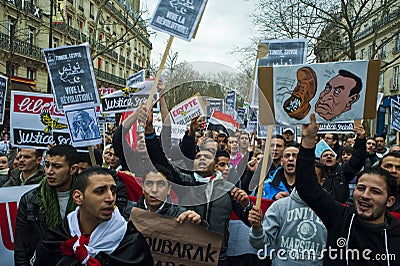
[119,111,138,150]
[207,110,238,133]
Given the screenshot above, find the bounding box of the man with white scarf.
[33,167,153,265]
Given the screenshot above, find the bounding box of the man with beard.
[318,125,366,203]
[365,137,379,169]
[375,134,388,158]
[33,167,153,265]
[15,145,79,265]
[296,113,400,265]
[259,146,299,200]
[379,152,400,212]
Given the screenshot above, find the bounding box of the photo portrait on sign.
[64,105,101,147]
[273,60,369,126]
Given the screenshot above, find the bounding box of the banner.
[246,107,258,133]
[391,99,400,132]
[150,0,208,41]
[43,43,100,110]
[126,69,145,88]
[0,185,39,266]
[170,95,205,125]
[205,98,224,118]
[10,91,71,148]
[130,208,222,266]
[0,75,8,125]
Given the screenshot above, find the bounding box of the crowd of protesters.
[2,99,400,265]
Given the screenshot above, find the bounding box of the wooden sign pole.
[88,146,97,167]
[255,125,273,208]
[145,35,174,110]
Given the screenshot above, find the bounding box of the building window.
[394,66,399,91]
[368,45,373,59]
[90,2,94,19]
[379,72,384,89]
[105,61,109,72]
[6,61,17,76]
[380,39,386,58]
[360,49,365,59]
[67,15,72,26]
[396,33,400,52]
[8,17,16,38]
[97,58,102,69]
[27,68,36,80]
[28,26,35,46]
[53,37,59,48]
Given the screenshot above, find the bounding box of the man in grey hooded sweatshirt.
[248,188,327,265]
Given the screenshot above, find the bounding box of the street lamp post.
[47,0,53,93]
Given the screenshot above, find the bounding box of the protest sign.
[10,91,71,148]
[130,208,222,266]
[101,79,159,114]
[126,69,145,88]
[251,38,308,108]
[170,95,205,125]
[318,121,355,134]
[150,0,208,41]
[258,60,380,126]
[0,75,8,125]
[205,98,224,118]
[246,107,258,133]
[98,88,115,96]
[0,185,39,265]
[315,139,336,158]
[236,107,246,124]
[391,99,400,132]
[64,104,102,147]
[225,90,236,117]
[43,43,100,110]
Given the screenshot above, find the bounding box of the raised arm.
[296,114,345,229]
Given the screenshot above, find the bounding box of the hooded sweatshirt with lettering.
[249,189,327,265]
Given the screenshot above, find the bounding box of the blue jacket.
[261,166,289,200]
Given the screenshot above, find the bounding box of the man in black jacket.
[297,114,400,265]
[143,107,252,266]
[33,167,153,265]
[15,144,80,266]
[318,125,366,203]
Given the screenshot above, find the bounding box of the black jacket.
[297,146,400,265]
[321,138,366,203]
[33,218,153,266]
[145,135,252,257]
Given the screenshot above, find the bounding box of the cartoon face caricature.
[72,110,100,140]
[315,70,362,121]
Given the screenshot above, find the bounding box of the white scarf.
[66,206,127,264]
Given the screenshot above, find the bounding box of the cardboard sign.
[170,95,205,125]
[0,75,8,125]
[246,107,258,133]
[10,91,72,148]
[205,98,224,118]
[391,99,400,132]
[258,60,380,126]
[43,43,100,110]
[318,121,355,134]
[130,208,222,266]
[0,185,39,265]
[150,0,208,41]
[126,69,145,88]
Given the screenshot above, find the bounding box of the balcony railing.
[0,32,44,61]
[95,69,125,86]
[53,24,87,42]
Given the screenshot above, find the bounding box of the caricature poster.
[262,60,379,126]
[391,99,400,132]
[43,43,100,110]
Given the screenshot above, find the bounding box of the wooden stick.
[256,125,273,208]
[88,146,97,167]
[145,35,174,111]
[397,131,399,145]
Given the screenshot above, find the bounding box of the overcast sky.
[141,0,258,70]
